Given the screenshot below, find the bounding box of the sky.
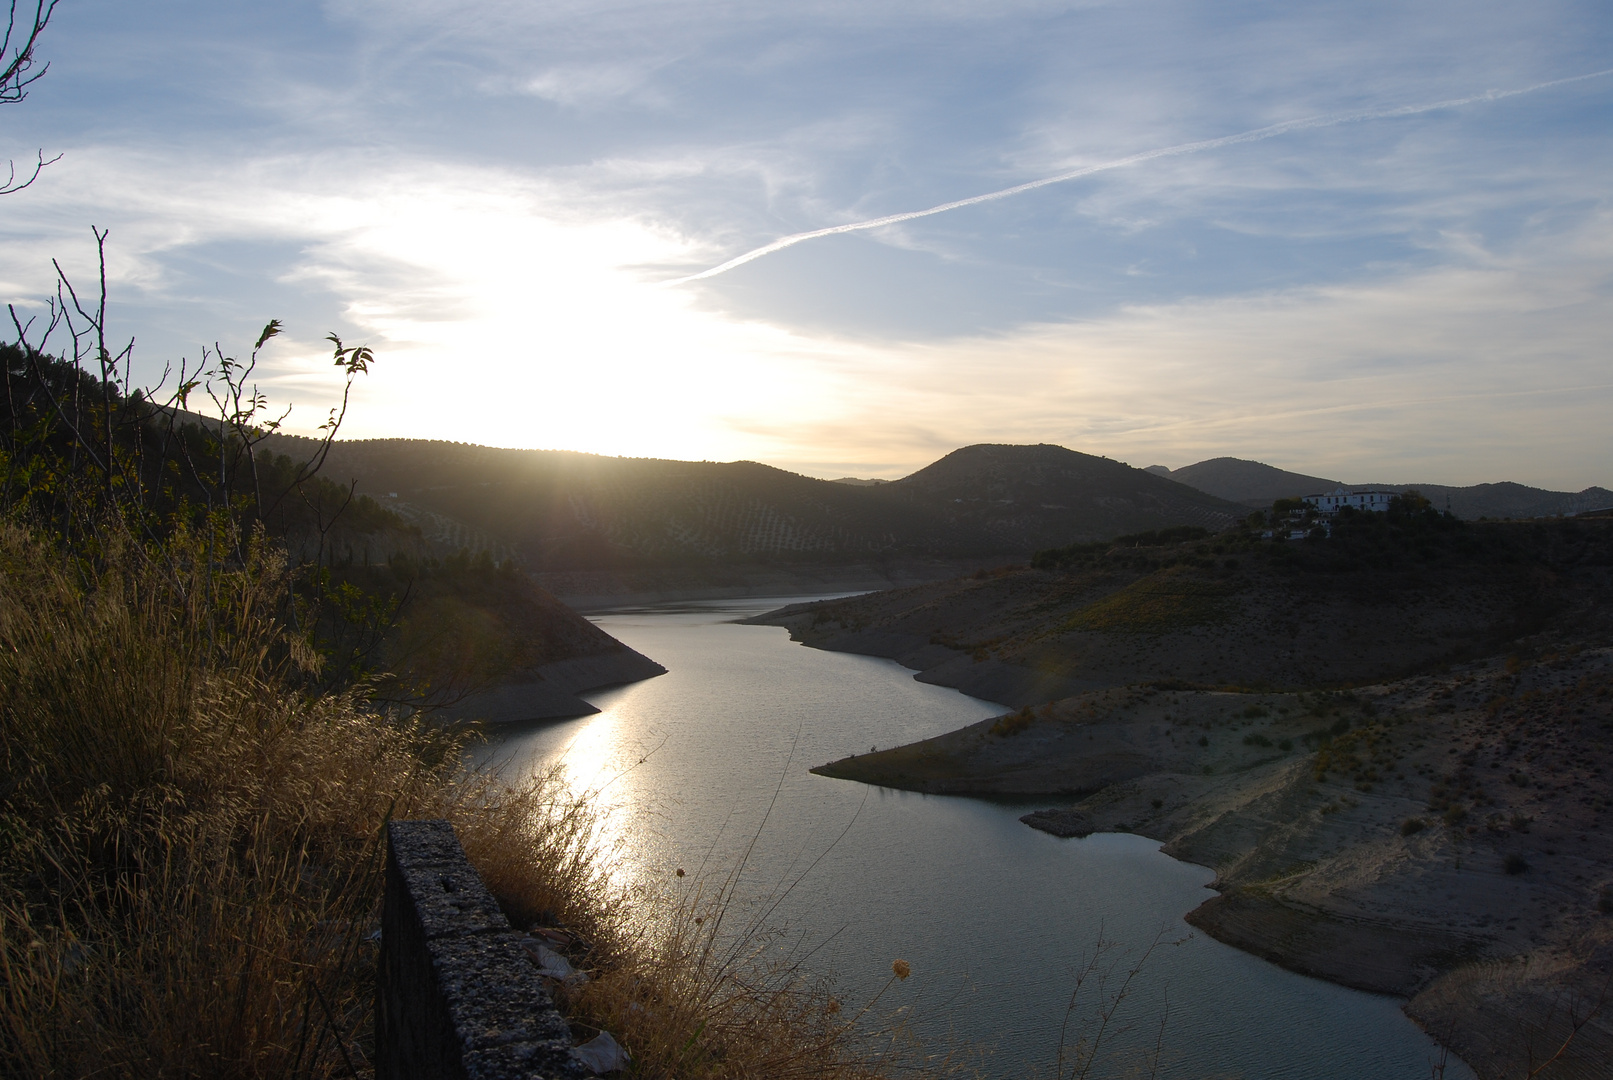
[1,0,1609,487]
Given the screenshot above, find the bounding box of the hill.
[878,444,1240,550]
[1163,457,1338,505]
[0,364,663,723]
[362,558,666,721]
[262,438,1249,596]
[1156,456,1612,519]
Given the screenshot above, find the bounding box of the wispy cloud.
[665,68,1613,284]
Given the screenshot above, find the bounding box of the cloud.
[662,67,1613,284]
[2,0,1607,492]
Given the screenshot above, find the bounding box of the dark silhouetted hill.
[1163,457,1338,505]
[266,438,1247,572]
[880,444,1242,551]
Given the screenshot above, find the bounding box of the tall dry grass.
[0,521,930,1079]
[472,804,925,1080]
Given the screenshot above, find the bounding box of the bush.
[1443,804,1468,826]
[1504,853,1529,875]
[1401,818,1426,836]
[990,706,1036,736]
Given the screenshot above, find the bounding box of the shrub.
[1150,798,1164,809]
[990,706,1035,736]
[1443,804,1468,826]
[1504,853,1529,875]
[1401,818,1426,836]
[1278,738,1294,751]
[1599,887,1613,915]
[1242,733,1273,747]
[1198,735,1209,747]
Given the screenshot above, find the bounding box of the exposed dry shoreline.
[803,646,1613,1078]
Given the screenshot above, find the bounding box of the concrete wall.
[376,819,583,1080]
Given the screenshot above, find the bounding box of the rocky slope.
[769,514,1613,1078]
[816,653,1613,1079]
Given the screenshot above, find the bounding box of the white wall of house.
[1303,486,1397,514]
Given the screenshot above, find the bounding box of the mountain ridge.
[1155,456,1611,518]
[262,437,1249,574]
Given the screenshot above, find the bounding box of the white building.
[1303,486,1397,514]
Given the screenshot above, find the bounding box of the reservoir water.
[475,597,1471,1079]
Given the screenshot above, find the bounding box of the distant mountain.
[1162,457,1338,506]
[1156,456,1612,520]
[269,438,1247,572]
[880,444,1242,551]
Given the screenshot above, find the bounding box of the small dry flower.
[892,959,911,980]
[675,868,685,877]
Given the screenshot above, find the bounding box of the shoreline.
[784,607,1613,1077]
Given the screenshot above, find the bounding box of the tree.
[1,0,60,193]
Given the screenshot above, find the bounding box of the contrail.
[665,68,1613,286]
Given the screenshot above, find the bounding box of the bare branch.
[0,0,59,104]
[0,147,59,194]
[0,2,61,195]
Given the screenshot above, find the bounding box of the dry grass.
[0,522,929,1079]
[453,755,935,1079]
[547,870,922,1080]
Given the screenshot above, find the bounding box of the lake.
[472,597,1471,1079]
